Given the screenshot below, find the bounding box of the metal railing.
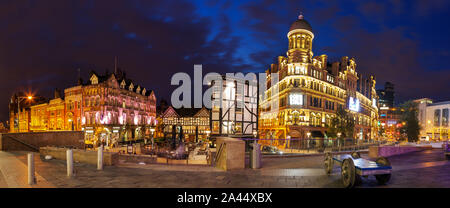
[241,138,386,153]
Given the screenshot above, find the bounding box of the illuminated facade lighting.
[258,14,379,148]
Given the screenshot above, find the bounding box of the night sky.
[0,0,449,122]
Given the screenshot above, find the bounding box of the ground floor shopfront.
[162,125,210,143]
[83,125,155,148]
[259,124,375,149]
[421,127,449,141]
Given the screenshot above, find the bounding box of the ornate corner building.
[258,15,379,148]
[9,69,157,148]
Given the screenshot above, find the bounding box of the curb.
[261,150,369,158]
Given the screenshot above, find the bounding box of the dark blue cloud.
[0,0,449,122]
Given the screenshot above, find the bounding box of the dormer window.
[120,80,126,89]
[142,88,146,96]
[90,74,98,85]
[136,86,141,94]
[129,83,134,91]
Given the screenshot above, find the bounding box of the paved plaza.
[0,149,449,188]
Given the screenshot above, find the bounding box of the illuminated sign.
[289,93,303,105]
[387,120,397,125]
[349,97,360,112]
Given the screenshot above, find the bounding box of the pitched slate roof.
[86,69,154,96]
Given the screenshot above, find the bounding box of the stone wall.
[369,145,420,158]
[40,147,118,166]
[119,154,156,164]
[215,137,245,171]
[0,131,84,151]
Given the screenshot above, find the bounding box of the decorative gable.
[129,83,134,91]
[149,90,155,100]
[107,74,119,88]
[90,74,98,85]
[162,106,180,118]
[120,80,126,89]
[136,86,141,94]
[142,88,146,96]
[194,107,210,117]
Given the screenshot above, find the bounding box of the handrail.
[3,135,39,151]
[214,142,226,164]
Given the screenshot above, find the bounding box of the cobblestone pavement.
[2,149,450,188]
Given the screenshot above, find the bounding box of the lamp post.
[337,132,342,147]
[150,128,155,150]
[307,132,311,149]
[16,95,33,133]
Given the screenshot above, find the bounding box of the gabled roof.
[162,106,210,118]
[84,69,155,96]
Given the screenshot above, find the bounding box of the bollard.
[97,145,103,170]
[251,142,261,169]
[27,153,35,185]
[67,149,73,177]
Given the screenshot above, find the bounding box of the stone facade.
[215,137,245,171]
[8,69,157,149]
[259,15,379,148]
[416,98,450,141]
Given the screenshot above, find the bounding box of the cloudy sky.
[0,0,449,122]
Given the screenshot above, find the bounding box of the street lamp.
[150,128,155,150]
[337,132,342,147]
[16,95,33,133]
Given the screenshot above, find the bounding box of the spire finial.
[298,12,303,19]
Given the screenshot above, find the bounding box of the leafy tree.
[327,107,355,143]
[398,101,421,142]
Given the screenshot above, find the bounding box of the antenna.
[114,56,118,75]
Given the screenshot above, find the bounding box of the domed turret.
[289,14,313,33]
[287,14,314,64]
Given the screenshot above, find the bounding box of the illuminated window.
[349,97,360,112]
[443,109,449,127]
[434,109,441,127]
[289,93,303,106]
